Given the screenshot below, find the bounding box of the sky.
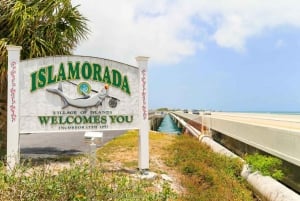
[71,0,300,112]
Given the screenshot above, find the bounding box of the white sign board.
[19,56,140,133]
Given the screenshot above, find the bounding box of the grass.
[164,134,257,200]
[0,162,174,200]
[0,130,258,200]
[97,130,258,200]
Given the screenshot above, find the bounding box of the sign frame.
[6,45,149,170]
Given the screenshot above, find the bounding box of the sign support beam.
[6,45,22,170]
[136,56,150,170]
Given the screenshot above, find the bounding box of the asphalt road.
[210,112,300,131]
[20,130,126,159]
[176,111,300,131]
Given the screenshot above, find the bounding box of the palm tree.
[0,0,89,154]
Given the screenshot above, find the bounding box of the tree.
[0,0,89,154]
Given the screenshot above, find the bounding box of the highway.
[176,111,300,131]
[210,112,300,131]
[20,130,126,159]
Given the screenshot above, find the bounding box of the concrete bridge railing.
[173,111,300,167]
[171,111,300,201]
[208,117,300,167]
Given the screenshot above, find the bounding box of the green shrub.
[0,161,176,201]
[245,153,284,180]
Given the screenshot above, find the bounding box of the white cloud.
[72,0,300,65]
[207,1,300,51]
[72,0,198,65]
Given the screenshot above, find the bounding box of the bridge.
[171,111,300,166]
[150,111,300,196]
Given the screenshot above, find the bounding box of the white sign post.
[6,45,22,169]
[84,131,103,167]
[136,56,149,170]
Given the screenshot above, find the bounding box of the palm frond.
[0,0,90,151]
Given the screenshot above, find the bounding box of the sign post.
[136,56,150,171]
[6,45,22,169]
[84,131,103,168]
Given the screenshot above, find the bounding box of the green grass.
[98,131,258,200]
[0,131,258,200]
[165,134,257,201]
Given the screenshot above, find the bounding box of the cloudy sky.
[72,0,300,112]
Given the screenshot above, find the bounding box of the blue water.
[157,114,182,134]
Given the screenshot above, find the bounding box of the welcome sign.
[20,56,141,133]
[7,46,149,170]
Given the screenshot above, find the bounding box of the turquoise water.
[157,114,182,134]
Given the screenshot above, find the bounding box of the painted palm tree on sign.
[0,0,89,153]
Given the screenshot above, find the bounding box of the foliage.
[0,0,89,91]
[0,0,89,57]
[157,108,169,111]
[0,130,259,200]
[0,0,89,153]
[98,130,258,200]
[0,160,175,201]
[165,135,256,201]
[245,153,284,180]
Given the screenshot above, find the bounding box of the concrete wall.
[173,111,300,167]
[210,117,300,167]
